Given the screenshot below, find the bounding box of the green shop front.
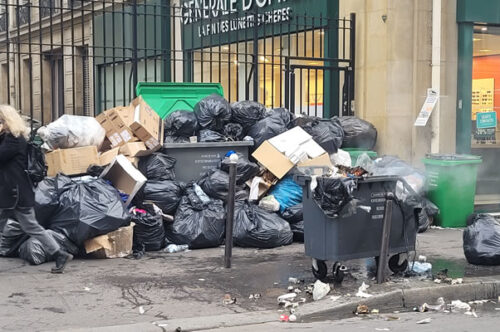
[94,0,355,118]
[457,0,500,205]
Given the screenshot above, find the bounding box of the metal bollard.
[376,192,394,284]
[225,153,238,268]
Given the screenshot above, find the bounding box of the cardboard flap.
[84,235,113,253]
[252,141,294,179]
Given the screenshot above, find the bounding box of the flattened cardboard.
[129,96,162,150]
[99,155,147,206]
[119,142,150,157]
[252,140,294,179]
[106,107,136,144]
[84,225,134,259]
[46,146,99,177]
[99,147,120,166]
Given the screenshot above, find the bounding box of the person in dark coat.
[0,105,72,273]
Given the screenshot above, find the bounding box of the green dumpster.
[136,82,224,119]
[343,148,377,166]
[423,154,482,228]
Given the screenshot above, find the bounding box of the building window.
[40,0,60,19]
[0,0,7,32]
[0,63,8,103]
[16,1,30,27]
[22,58,32,112]
[472,25,500,147]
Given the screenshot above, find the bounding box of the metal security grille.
[0,0,355,125]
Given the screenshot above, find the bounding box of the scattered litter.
[469,299,488,305]
[451,300,471,311]
[223,294,237,305]
[354,304,370,315]
[312,280,331,301]
[279,314,289,322]
[330,295,341,301]
[385,316,400,321]
[84,287,91,292]
[430,225,445,230]
[299,298,307,303]
[434,279,442,284]
[416,318,431,324]
[278,293,297,303]
[419,297,445,312]
[418,255,427,262]
[198,278,205,281]
[294,289,302,294]
[494,308,500,311]
[288,314,297,322]
[410,261,432,275]
[288,277,301,284]
[164,244,190,253]
[371,309,380,314]
[248,293,261,300]
[375,329,390,331]
[139,306,145,315]
[287,285,295,292]
[356,282,373,298]
[451,278,463,285]
[393,311,400,314]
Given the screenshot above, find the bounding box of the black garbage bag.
[247,109,291,148]
[164,136,191,143]
[230,101,267,131]
[219,153,260,185]
[18,230,79,265]
[26,141,47,184]
[166,187,226,249]
[270,108,294,127]
[292,116,344,154]
[417,198,439,233]
[194,94,232,132]
[233,201,293,248]
[34,174,73,227]
[281,203,303,223]
[224,123,244,141]
[464,214,500,265]
[314,177,355,217]
[198,169,245,201]
[0,220,29,257]
[290,220,304,242]
[138,153,176,181]
[164,110,198,137]
[132,209,165,252]
[47,178,131,245]
[87,164,106,177]
[338,116,377,149]
[135,180,183,215]
[198,129,227,142]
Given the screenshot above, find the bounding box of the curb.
[59,278,500,332]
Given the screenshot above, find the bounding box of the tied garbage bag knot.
[194,94,232,132]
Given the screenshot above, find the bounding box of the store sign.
[182,0,294,37]
[476,111,497,129]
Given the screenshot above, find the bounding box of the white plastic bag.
[330,149,352,167]
[39,115,106,150]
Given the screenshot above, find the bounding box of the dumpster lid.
[423,154,482,165]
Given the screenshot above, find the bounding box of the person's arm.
[0,135,21,163]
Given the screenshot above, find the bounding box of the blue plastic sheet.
[269,176,303,213]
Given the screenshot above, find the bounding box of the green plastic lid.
[136,82,224,119]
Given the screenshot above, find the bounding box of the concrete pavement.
[0,228,499,331]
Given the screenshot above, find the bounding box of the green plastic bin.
[343,148,378,166]
[136,82,224,119]
[423,154,482,228]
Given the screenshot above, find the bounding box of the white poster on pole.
[414,89,439,127]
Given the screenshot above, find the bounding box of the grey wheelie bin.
[295,175,418,282]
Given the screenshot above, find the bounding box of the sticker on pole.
[414,89,439,127]
[476,112,497,129]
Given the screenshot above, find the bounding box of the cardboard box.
[99,147,120,166]
[84,225,134,259]
[100,155,147,206]
[119,141,150,157]
[129,96,162,150]
[126,156,139,168]
[46,146,99,177]
[96,108,137,148]
[252,135,333,179]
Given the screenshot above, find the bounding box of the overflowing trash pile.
[0,93,437,265]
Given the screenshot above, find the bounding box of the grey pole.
[225,154,238,268]
[377,192,394,284]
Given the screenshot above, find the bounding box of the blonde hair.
[0,105,29,138]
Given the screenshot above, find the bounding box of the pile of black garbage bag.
[0,174,132,264]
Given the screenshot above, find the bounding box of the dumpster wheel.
[312,259,328,280]
[332,262,346,284]
[388,254,408,274]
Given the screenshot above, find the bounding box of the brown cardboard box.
[129,96,162,150]
[106,107,136,144]
[126,156,139,168]
[119,141,150,157]
[100,155,147,206]
[99,147,120,166]
[46,146,99,177]
[252,140,333,179]
[96,112,124,147]
[84,225,134,259]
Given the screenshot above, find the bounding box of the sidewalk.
[1,228,499,332]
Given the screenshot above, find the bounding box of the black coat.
[0,133,35,209]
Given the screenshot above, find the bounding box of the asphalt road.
[198,303,500,332]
